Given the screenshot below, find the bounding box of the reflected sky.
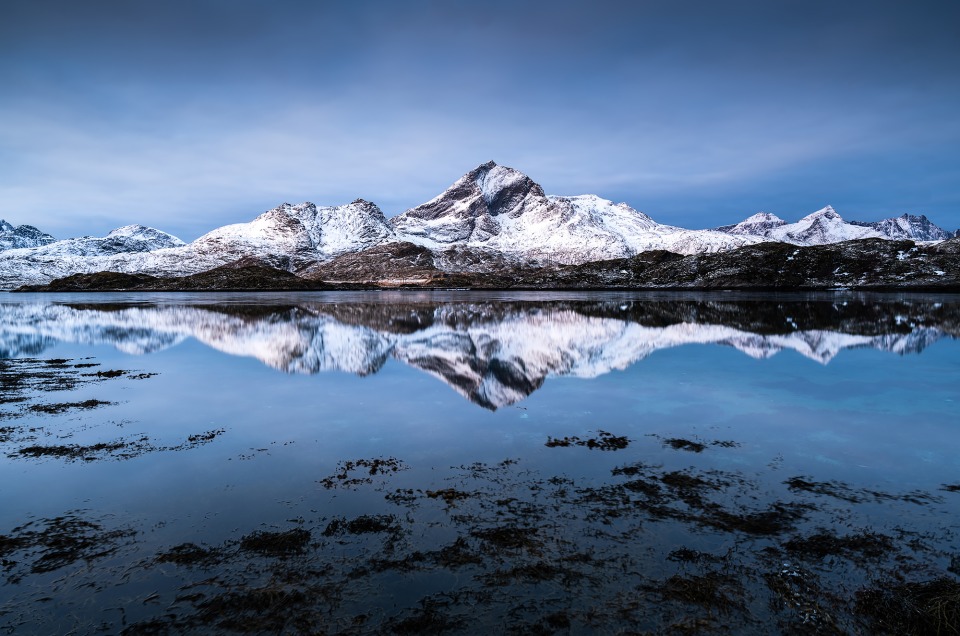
[0,291,958,632]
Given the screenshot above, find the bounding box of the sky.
[2,0,959,241]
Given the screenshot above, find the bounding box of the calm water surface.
[0,291,958,633]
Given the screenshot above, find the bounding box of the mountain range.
[1,298,955,409]
[1,161,957,290]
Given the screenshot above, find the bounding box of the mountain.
[0,220,56,251]
[719,208,957,245]
[32,224,185,257]
[0,201,395,289]
[189,200,395,268]
[716,212,787,236]
[850,213,955,241]
[716,206,883,245]
[0,161,957,290]
[391,161,758,264]
[0,224,191,289]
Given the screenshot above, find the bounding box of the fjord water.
[0,291,958,633]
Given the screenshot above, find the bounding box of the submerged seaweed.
[1,301,958,635]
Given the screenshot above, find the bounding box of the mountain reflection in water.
[1,295,957,409]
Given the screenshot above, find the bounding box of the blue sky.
[2,0,958,240]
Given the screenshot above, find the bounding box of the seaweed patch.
[545,430,629,451]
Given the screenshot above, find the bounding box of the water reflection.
[1,296,957,409]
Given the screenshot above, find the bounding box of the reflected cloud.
[0,298,956,409]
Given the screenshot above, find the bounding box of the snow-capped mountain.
[717,206,883,245]
[719,208,957,245]
[0,225,191,289]
[850,213,956,241]
[0,299,951,409]
[190,200,395,267]
[391,161,758,263]
[35,224,185,257]
[0,201,396,288]
[0,220,56,251]
[0,161,955,289]
[716,212,787,236]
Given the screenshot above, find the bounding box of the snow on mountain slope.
[106,224,185,248]
[390,161,598,257]
[0,200,397,288]
[391,161,758,264]
[850,213,955,241]
[0,220,56,251]
[716,207,955,246]
[0,223,198,288]
[774,207,883,244]
[40,224,186,257]
[555,194,758,256]
[0,224,194,288]
[191,200,395,265]
[716,212,787,236]
[717,206,883,245]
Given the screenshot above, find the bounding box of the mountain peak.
[456,161,545,207]
[479,163,544,207]
[105,224,186,248]
[851,212,955,241]
[802,205,840,222]
[392,161,547,236]
[747,212,786,223]
[0,220,57,251]
[716,211,787,235]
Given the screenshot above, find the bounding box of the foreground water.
[0,291,958,634]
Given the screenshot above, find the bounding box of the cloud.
[1,0,958,237]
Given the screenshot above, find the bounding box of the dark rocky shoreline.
[14,237,960,292]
